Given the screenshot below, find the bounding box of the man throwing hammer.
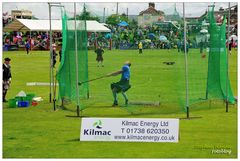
[107,61,131,106]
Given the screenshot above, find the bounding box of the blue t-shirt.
[121,65,130,80]
[25,42,30,48]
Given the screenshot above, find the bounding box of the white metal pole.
[49,3,65,110]
[48,3,53,103]
[83,5,89,98]
[183,3,189,118]
[103,8,105,23]
[226,2,230,112]
[74,2,80,116]
[116,2,119,15]
[29,31,31,51]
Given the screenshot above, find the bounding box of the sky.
[2,1,238,20]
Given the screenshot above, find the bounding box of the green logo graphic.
[93,120,102,129]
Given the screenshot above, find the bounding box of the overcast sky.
[2,2,237,20]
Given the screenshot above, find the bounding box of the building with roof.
[138,3,165,27]
[186,5,237,35]
[11,10,32,19]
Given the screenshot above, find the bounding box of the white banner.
[80,118,179,143]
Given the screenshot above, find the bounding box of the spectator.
[52,42,57,68]
[229,38,233,55]
[3,58,12,102]
[177,40,181,52]
[59,48,62,62]
[95,46,104,67]
[138,42,143,54]
[25,40,30,54]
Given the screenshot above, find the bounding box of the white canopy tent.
[3,19,111,32]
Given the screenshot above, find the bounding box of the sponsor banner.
[80,118,179,143]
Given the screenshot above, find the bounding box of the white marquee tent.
[3,19,111,32]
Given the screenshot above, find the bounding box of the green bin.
[26,93,35,103]
[8,99,17,108]
[15,96,26,101]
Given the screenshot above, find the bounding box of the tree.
[129,19,138,29]
[106,14,129,25]
[120,13,129,22]
[71,11,100,21]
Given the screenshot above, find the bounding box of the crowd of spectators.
[3,31,62,51]
[87,24,201,51]
[3,22,236,52]
[88,25,179,50]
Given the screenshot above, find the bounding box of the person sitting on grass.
[107,61,131,107]
[95,46,104,67]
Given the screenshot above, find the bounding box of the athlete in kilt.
[95,46,104,67]
[107,61,131,106]
[3,57,12,102]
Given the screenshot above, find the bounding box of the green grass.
[2,48,237,158]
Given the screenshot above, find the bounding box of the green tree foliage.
[71,11,100,21]
[106,14,129,25]
[129,19,138,29]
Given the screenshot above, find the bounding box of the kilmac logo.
[93,120,102,129]
[83,120,111,136]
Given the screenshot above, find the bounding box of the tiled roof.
[139,6,164,16]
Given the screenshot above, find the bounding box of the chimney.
[149,2,155,9]
[219,7,224,11]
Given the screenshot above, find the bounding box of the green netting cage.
[181,5,236,114]
[206,6,235,104]
[57,5,89,108]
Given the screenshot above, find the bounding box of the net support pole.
[103,8,105,23]
[74,2,81,117]
[226,2,230,112]
[116,2,119,15]
[29,31,31,50]
[49,3,64,111]
[94,32,97,50]
[183,3,189,118]
[83,5,90,99]
[48,3,53,104]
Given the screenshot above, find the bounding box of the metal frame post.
[74,2,81,117]
[48,3,53,103]
[183,3,189,118]
[226,2,230,112]
[48,3,64,109]
[103,8,105,23]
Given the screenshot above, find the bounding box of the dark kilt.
[229,43,232,51]
[96,54,103,61]
[111,79,131,93]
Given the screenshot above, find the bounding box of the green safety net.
[174,5,236,113]
[206,7,235,103]
[55,4,235,115]
[57,7,89,104]
[183,15,209,108]
[171,9,209,112]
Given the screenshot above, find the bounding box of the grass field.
[2,48,238,158]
